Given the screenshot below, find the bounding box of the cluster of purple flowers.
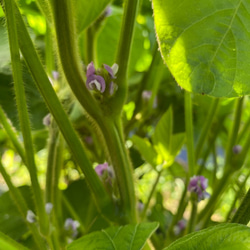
[86,62,118,95]
[188,175,210,202]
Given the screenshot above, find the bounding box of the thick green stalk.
[84,26,96,64]
[195,98,220,161]
[224,97,244,171]
[50,0,137,222]
[45,23,55,76]
[186,199,197,234]
[100,118,137,223]
[9,1,112,214]
[231,187,250,225]
[45,121,63,248]
[0,161,47,250]
[3,0,48,235]
[113,0,140,114]
[0,106,26,163]
[50,0,102,120]
[185,92,195,177]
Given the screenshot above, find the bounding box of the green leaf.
[67,222,159,250]
[131,135,161,167]
[153,107,185,167]
[0,186,35,246]
[164,223,250,250]
[0,231,29,250]
[96,6,145,76]
[74,0,112,33]
[152,0,250,97]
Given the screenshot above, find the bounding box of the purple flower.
[142,90,152,101]
[52,71,59,81]
[26,210,36,223]
[86,62,106,93]
[64,218,80,238]
[232,145,242,154]
[188,175,210,201]
[95,163,114,186]
[104,63,118,79]
[95,163,110,176]
[174,219,186,235]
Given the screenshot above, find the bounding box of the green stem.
[197,170,231,223]
[101,118,137,223]
[140,170,162,221]
[51,0,102,121]
[84,26,96,64]
[45,22,55,75]
[195,98,220,161]
[0,106,26,163]
[45,121,64,248]
[3,0,48,235]
[238,113,250,143]
[0,160,47,250]
[226,171,250,221]
[9,1,112,214]
[231,187,250,225]
[186,199,197,234]
[113,0,140,114]
[185,91,195,177]
[224,97,244,171]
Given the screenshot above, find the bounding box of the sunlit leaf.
[0,231,29,250]
[131,135,161,167]
[153,107,185,167]
[164,223,250,250]
[67,222,159,250]
[153,0,250,97]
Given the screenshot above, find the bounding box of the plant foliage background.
[0,0,249,249]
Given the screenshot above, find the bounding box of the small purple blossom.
[43,113,51,126]
[188,175,210,201]
[45,203,53,214]
[64,218,80,238]
[52,71,59,81]
[142,90,152,101]
[95,163,114,186]
[86,62,106,93]
[95,163,110,176]
[173,219,186,235]
[233,145,242,154]
[109,81,118,95]
[104,63,118,79]
[26,210,36,223]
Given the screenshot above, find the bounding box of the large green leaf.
[152,0,250,97]
[165,223,250,250]
[74,0,112,33]
[67,222,159,250]
[0,231,29,250]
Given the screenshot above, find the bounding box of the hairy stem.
[3,0,48,235]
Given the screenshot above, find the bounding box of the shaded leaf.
[131,135,160,167]
[74,0,112,33]
[153,0,250,97]
[67,222,159,250]
[165,223,250,250]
